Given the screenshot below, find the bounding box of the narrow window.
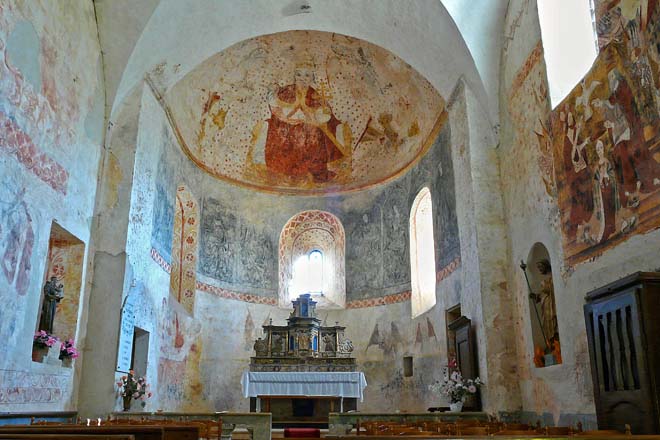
[538,0,599,106]
[410,187,436,318]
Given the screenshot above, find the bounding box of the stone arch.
[279,210,345,308]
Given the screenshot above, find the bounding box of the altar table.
[241,371,367,412]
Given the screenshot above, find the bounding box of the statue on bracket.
[39,276,63,334]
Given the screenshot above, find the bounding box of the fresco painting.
[157,298,205,409]
[169,185,199,314]
[549,1,660,266]
[166,30,445,194]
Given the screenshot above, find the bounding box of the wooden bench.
[0,425,198,440]
[0,435,134,440]
[0,412,77,426]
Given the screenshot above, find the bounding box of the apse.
[164,30,446,195]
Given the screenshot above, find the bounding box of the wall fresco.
[550,1,660,267]
[166,30,445,195]
[157,298,205,410]
[0,0,102,412]
[169,186,199,314]
[198,197,277,292]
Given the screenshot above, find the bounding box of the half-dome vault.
[165,30,446,195]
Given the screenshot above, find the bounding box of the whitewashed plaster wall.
[0,1,104,411]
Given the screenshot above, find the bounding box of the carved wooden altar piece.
[250,294,356,372]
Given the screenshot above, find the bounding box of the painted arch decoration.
[165,30,446,195]
[279,210,345,309]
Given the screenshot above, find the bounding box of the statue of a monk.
[39,276,63,334]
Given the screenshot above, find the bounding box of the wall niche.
[34,222,85,363]
[524,243,561,368]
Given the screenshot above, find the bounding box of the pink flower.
[468,385,477,393]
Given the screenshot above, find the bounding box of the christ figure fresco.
[251,62,352,183]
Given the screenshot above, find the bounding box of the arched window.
[538,0,598,106]
[290,249,324,296]
[409,187,436,318]
[279,211,345,309]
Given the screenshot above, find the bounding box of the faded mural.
[166,30,446,194]
[0,0,103,410]
[509,1,660,269]
[542,1,660,267]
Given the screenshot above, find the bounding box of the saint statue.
[530,260,559,347]
[39,276,63,334]
[253,337,268,357]
[251,58,351,183]
[322,333,336,352]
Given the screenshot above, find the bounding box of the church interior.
[2,0,660,438]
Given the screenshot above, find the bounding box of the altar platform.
[243,371,367,427]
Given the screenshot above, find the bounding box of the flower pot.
[32,345,49,363]
[61,356,73,368]
[122,395,132,412]
[449,401,463,412]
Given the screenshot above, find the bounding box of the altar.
[246,294,365,425]
[241,371,368,412]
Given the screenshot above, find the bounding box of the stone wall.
[0,1,103,411]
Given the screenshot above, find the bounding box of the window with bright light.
[538,0,598,107]
[410,187,436,318]
[290,250,324,296]
[279,210,345,309]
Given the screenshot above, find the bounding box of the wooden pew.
[0,435,134,440]
[0,425,198,440]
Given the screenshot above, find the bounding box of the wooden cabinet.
[584,272,660,434]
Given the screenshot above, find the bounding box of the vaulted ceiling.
[94,0,508,129]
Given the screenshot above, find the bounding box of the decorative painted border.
[0,111,69,194]
[509,41,543,99]
[436,256,461,283]
[150,247,276,305]
[346,291,412,309]
[151,247,460,308]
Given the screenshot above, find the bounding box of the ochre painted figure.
[263,64,349,183]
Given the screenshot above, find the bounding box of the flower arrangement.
[429,369,482,403]
[33,330,59,348]
[59,339,79,359]
[116,371,151,409]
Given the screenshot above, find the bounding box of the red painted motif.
[0,112,68,194]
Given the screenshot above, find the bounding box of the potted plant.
[429,369,482,412]
[58,339,79,367]
[33,331,58,363]
[116,370,151,411]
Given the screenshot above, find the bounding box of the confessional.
[584,272,660,434]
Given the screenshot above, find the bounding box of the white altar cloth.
[241,371,368,401]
